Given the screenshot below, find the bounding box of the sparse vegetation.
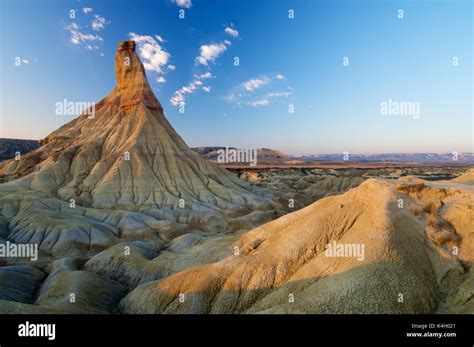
[397,183,426,194]
[423,202,437,216]
[410,206,421,216]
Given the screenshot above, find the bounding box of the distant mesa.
[193,147,289,164]
[0,139,39,162]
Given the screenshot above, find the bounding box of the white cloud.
[171,71,214,106]
[225,94,237,102]
[70,32,102,44]
[156,76,166,83]
[196,42,227,66]
[226,75,292,108]
[250,99,270,107]
[173,0,192,8]
[91,15,110,31]
[170,80,201,105]
[248,91,292,107]
[66,22,103,45]
[128,32,171,74]
[243,77,270,91]
[167,65,176,71]
[224,27,239,38]
[170,93,184,106]
[196,72,212,79]
[64,22,103,50]
[83,7,93,14]
[67,22,80,30]
[22,59,29,64]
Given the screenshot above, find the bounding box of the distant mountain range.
[0,138,40,161]
[291,153,474,163]
[2,139,472,164]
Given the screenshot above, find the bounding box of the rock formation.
[0,41,284,258]
[0,41,273,212]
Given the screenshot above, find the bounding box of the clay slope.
[119,178,474,314]
[0,41,273,213]
[454,168,474,185]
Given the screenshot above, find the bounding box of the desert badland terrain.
[0,41,473,314]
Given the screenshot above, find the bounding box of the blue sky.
[0,0,472,154]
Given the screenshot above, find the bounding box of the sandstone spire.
[114,41,162,112]
[0,41,274,226]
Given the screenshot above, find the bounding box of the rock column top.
[118,41,136,52]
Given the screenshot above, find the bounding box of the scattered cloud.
[226,75,293,108]
[250,98,270,107]
[91,14,110,31]
[128,32,172,77]
[225,94,237,102]
[156,76,167,83]
[170,93,184,106]
[173,0,192,8]
[196,72,213,79]
[64,9,108,54]
[65,23,103,45]
[243,77,270,91]
[167,65,176,71]
[170,80,200,105]
[67,22,79,30]
[195,42,229,66]
[171,30,236,107]
[224,26,239,38]
[170,72,213,106]
[248,90,292,107]
[22,59,29,64]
